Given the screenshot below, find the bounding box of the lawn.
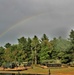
[21,66,74,75]
[0,65,74,75]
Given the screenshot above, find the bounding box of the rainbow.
[0,12,46,38]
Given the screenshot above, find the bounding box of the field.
[0,65,74,75]
[23,66,74,75]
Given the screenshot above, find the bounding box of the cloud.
[0,0,74,46]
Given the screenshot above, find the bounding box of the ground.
[0,65,74,75]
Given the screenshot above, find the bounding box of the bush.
[70,61,74,67]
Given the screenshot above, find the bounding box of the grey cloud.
[0,0,74,46]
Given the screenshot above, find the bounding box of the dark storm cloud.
[0,0,74,46]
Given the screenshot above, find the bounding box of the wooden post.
[48,69,51,75]
[18,71,20,75]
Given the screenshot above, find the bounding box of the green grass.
[0,65,74,75]
[20,65,74,75]
[20,65,49,74]
[21,66,74,75]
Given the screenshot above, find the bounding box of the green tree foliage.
[18,37,28,61]
[18,37,27,48]
[0,46,4,64]
[31,35,40,65]
[4,43,11,48]
[41,34,49,41]
[26,37,32,61]
[3,48,13,62]
[69,30,74,43]
[69,29,74,62]
[39,34,53,63]
[51,37,71,63]
[0,30,74,65]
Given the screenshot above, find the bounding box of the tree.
[4,43,11,48]
[18,37,27,47]
[26,37,32,61]
[0,46,4,64]
[18,37,28,61]
[41,34,49,41]
[69,30,74,43]
[69,29,74,62]
[39,34,53,63]
[3,48,12,62]
[31,35,40,65]
[51,37,72,63]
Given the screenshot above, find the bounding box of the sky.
[0,0,74,46]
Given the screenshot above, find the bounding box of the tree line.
[0,29,74,66]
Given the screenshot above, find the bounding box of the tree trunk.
[35,48,37,65]
[31,48,34,65]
